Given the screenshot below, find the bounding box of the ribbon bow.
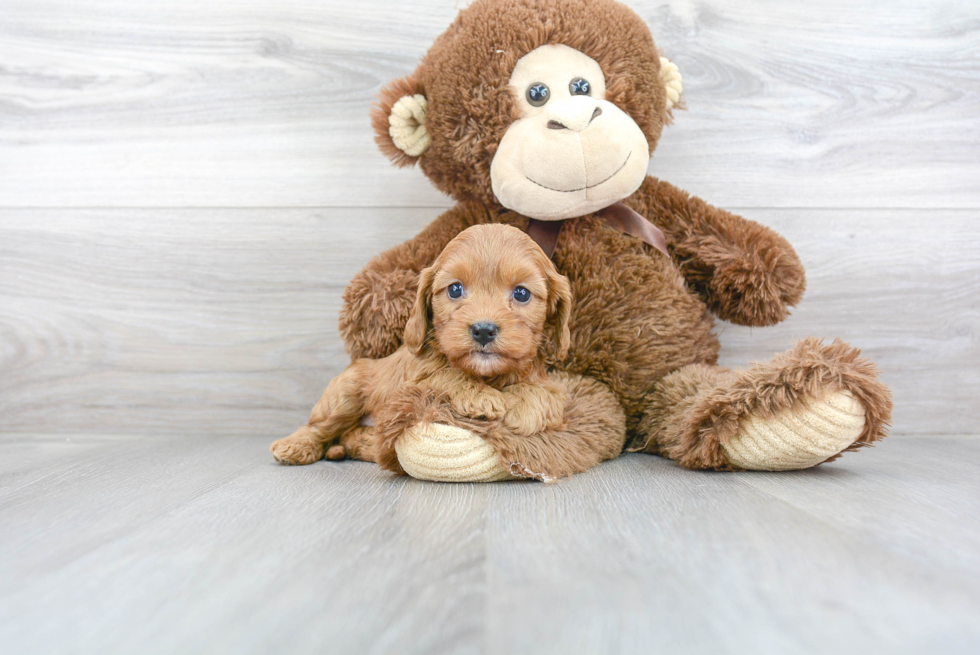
[525,202,669,259]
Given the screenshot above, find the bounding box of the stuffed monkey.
[338,0,891,479]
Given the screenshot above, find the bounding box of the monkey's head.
[371,0,683,221]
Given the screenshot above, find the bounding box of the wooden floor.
[2,0,979,652]
[2,434,979,654]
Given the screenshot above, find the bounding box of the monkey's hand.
[630,176,806,327]
[339,266,419,359]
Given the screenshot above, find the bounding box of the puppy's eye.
[526,83,550,107]
[512,286,531,303]
[569,78,591,96]
[447,282,464,299]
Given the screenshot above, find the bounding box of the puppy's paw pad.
[722,390,866,471]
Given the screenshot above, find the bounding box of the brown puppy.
[270,223,572,466]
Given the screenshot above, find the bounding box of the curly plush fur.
[339,0,892,475]
[636,338,892,469]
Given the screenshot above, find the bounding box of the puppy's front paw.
[502,384,565,436]
[503,409,561,437]
[270,429,325,465]
[451,389,507,420]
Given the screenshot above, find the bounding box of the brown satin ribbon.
[525,202,669,259]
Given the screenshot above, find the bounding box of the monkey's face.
[489,45,651,221]
[371,0,681,216]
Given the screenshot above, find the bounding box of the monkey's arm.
[627,176,806,327]
[339,203,489,359]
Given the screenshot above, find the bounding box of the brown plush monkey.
[338,0,892,479]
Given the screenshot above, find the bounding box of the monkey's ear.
[371,75,430,167]
[659,56,683,116]
[403,266,436,354]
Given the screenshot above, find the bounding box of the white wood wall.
[1,0,978,437]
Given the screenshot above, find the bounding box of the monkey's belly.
[550,218,719,427]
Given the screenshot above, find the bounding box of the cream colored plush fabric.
[395,423,517,482]
[659,56,683,110]
[490,45,650,220]
[722,391,866,471]
[388,94,430,157]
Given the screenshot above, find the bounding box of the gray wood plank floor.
[2,434,979,654]
[2,1,979,652]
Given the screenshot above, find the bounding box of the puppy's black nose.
[470,322,498,346]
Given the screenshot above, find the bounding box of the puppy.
[270,223,573,467]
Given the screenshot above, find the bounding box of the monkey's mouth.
[524,151,631,193]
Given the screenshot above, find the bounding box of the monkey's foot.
[395,423,517,482]
[722,390,866,471]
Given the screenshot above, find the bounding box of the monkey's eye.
[569,78,591,96]
[447,282,464,299]
[512,286,531,303]
[526,83,550,107]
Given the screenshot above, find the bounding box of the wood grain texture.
[0,0,978,208]
[2,2,977,651]
[1,433,979,654]
[1,208,976,438]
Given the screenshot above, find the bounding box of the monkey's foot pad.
[722,390,866,471]
[395,423,517,482]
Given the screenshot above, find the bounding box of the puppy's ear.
[403,266,436,354]
[546,268,573,361]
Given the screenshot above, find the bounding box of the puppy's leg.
[483,372,627,482]
[424,368,507,420]
[327,426,378,463]
[270,361,370,465]
[501,380,565,437]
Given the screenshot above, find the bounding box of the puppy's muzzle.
[469,322,498,346]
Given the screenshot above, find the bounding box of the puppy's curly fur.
[270,224,574,468]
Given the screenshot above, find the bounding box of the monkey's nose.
[545,99,602,132]
[470,322,498,346]
[548,107,602,131]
